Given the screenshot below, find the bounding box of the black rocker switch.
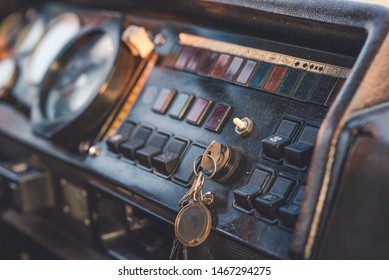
[279,185,305,228]
[153,138,187,175]
[233,168,271,211]
[106,121,136,153]
[255,176,294,219]
[284,125,318,167]
[262,119,299,160]
[119,126,152,161]
[136,132,169,168]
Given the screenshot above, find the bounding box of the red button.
[152,88,176,114]
[325,78,345,107]
[209,54,232,78]
[175,46,194,69]
[186,98,213,126]
[204,103,232,133]
[262,66,288,93]
[186,48,205,72]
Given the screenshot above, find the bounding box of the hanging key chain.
[174,154,217,248]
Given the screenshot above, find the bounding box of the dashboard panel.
[0,0,389,260]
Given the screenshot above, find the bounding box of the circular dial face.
[0,58,17,90]
[44,32,115,121]
[0,13,23,58]
[14,16,45,55]
[26,13,80,84]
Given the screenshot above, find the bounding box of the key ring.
[193,153,218,179]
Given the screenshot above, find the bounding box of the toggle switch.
[233,117,253,136]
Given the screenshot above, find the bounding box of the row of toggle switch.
[233,166,304,227]
[106,120,206,186]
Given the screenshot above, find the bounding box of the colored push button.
[223,56,244,81]
[186,98,213,126]
[325,78,345,107]
[153,138,188,176]
[136,132,169,169]
[279,185,305,227]
[248,62,272,89]
[308,75,336,105]
[262,119,299,160]
[262,65,288,93]
[119,126,153,161]
[106,121,136,153]
[233,168,271,211]
[204,103,232,133]
[197,51,219,75]
[185,48,205,72]
[173,144,205,186]
[255,176,295,219]
[235,60,257,85]
[293,72,319,101]
[175,46,194,69]
[209,54,232,78]
[284,125,319,167]
[277,68,303,97]
[152,88,176,114]
[169,93,194,120]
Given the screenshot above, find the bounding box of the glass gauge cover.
[44,32,114,121]
[32,21,140,148]
[14,16,45,55]
[26,13,80,84]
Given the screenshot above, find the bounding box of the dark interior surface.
[0,0,389,260]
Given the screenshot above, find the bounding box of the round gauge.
[14,15,45,55]
[26,13,81,85]
[32,23,139,147]
[0,13,23,57]
[0,58,17,91]
[44,32,114,121]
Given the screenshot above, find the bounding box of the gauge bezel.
[25,12,81,85]
[32,20,140,147]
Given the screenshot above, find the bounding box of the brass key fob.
[174,198,212,247]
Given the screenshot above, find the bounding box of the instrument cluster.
[0,4,143,148]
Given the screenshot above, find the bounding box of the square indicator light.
[204,103,232,133]
[262,66,288,93]
[186,98,213,126]
[152,88,176,114]
[197,51,219,75]
[248,62,272,89]
[308,75,336,105]
[235,60,257,85]
[186,48,205,72]
[209,54,232,78]
[293,72,319,101]
[224,56,244,81]
[175,46,194,69]
[325,78,345,107]
[169,93,194,120]
[277,68,303,97]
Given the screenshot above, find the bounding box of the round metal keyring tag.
[174,200,212,247]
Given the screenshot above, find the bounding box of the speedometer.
[25,13,80,84]
[44,32,114,121]
[32,23,142,147]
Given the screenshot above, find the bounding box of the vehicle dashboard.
[1,0,389,260]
